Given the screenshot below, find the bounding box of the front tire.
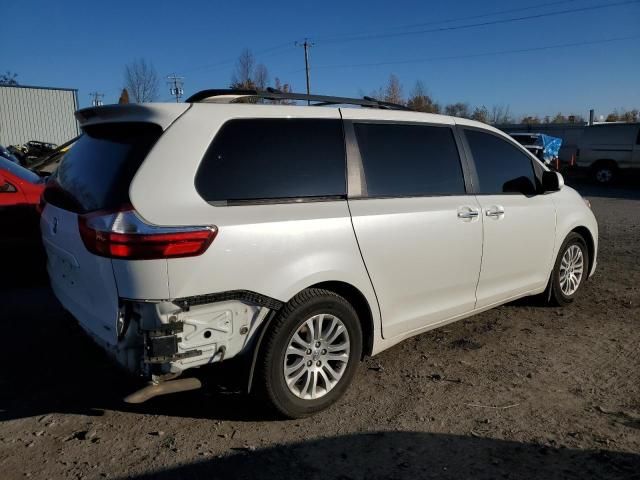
[256,288,362,418]
[548,233,589,306]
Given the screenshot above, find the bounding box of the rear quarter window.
[195,119,346,204]
[45,123,162,213]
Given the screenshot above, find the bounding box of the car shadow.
[120,431,638,480]
[563,172,640,200]
[0,244,48,289]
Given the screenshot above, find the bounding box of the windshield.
[0,155,41,184]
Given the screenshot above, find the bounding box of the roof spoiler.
[75,103,190,130]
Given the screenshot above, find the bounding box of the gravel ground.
[0,179,639,480]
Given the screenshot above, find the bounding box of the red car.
[0,155,46,284]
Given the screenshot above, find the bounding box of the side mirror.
[542,171,564,192]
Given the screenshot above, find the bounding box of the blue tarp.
[538,134,562,163]
[510,133,562,164]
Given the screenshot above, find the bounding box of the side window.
[195,119,346,203]
[354,123,465,197]
[465,129,537,195]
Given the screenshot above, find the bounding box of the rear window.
[45,123,162,213]
[195,119,346,204]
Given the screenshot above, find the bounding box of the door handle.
[457,207,479,219]
[485,206,505,217]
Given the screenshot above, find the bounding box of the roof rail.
[185,88,413,111]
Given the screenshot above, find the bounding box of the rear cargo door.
[42,123,163,345]
[42,204,120,345]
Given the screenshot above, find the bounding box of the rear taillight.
[78,207,217,260]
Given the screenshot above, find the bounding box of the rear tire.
[547,233,589,306]
[255,288,362,418]
[591,162,617,184]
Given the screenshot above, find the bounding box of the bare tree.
[118,88,130,104]
[521,115,541,124]
[406,81,440,113]
[445,102,471,118]
[471,105,489,123]
[0,71,18,86]
[231,49,256,89]
[607,108,639,122]
[253,64,269,90]
[271,78,296,104]
[605,112,619,122]
[623,109,639,122]
[490,105,512,124]
[384,74,404,104]
[124,59,159,103]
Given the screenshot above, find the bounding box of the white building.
[0,84,80,147]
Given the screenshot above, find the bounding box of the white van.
[41,89,598,418]
[576,122,640,183]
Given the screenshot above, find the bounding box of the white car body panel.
[348,196,482,339]
[129,104,342,227]
[164,200,380,315]
[551,186,598,276]
[123,104,382,343]
[474,193,556,308]
[41,204,120,345]
[112,259,170,300]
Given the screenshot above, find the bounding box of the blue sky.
[3,0,639,118]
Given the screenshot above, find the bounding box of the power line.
[167,74,184,102]
[309,34,640,71]
[89,91,104,106]
[315,0,583,42]
[316,0,640,45]
[175,42,294,76]
[161,0,638,88]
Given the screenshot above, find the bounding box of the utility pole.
[167,74,185,103]
[89,92,104,107]
[296,39,314,104]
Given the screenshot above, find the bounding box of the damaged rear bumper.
[69,291,282,387]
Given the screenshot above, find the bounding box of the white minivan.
[41,90,598,418]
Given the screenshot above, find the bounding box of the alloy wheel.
[283,314,350,400]
[559,244,584,296]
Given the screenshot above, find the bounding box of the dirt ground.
[0,178,639,480]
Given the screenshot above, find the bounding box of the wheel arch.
[246,279,379,393]
[590,158,619,171]
[570,225,595,276]
[306,281,375,358]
